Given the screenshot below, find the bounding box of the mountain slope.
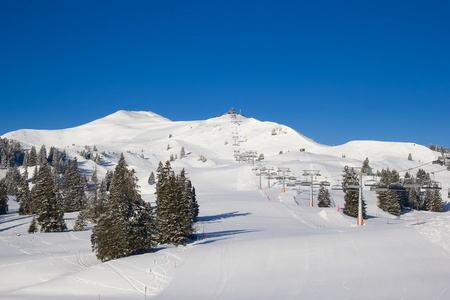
[1,110,449,299]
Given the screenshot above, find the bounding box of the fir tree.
[17,169,31,215]
[37,145,47,166]
[148,171,155,185]
[361,157,372,174]
[424,187,442,212]
[408,153,413,161]
[407,188,421,210]
[317,186,331,207]
[155,162,197,245]
[342,166,366,218]
[91,153,155,262]
[33,161,67,232]
[4,165,20,196]
[62,158,86,212]
[0,179,8,215]
[28,146,37,166]
[377,168,402,216]
[28,217,38,234]
[180,147,185,158]
[73,210,87,231]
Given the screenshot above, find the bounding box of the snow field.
[1,110,450,299]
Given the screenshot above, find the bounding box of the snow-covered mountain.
[1,110,449,299]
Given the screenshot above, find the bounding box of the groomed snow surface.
[1,111,449,299]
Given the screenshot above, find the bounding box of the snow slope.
[1,110,449,299]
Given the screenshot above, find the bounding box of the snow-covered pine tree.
[177,169,194,239]
[28,146,37,166]
[377,168,402,216]
[407,187,421,210]
[361,157,372,174]
[0,179,8,215]
[33,161,67,232]
[91,153,155,262]
[37,145,47,166]
[17,169,31,215]
[62,158,86,212]
[4,165,20,196]
[73,210,87,231]
[342,166,366,218]
[317,186,331,207]
[408,153,413,161]
[28,216,38,234]
[148,171,155,185]
[424,187,442,212]
[180,147,185,158]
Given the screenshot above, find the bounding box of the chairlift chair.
[422,180,442,190]
[402,177,422,188]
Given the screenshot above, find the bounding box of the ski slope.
[1,110,449,299]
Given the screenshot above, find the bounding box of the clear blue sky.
[1,0,449,147]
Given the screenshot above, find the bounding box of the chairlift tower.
[303,170,321,207]
[277,167,290,193]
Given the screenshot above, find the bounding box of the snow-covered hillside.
[1,110,449,299]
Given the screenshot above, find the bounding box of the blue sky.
[1,0,449,147]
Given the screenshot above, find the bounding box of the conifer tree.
[155,162,197,245]
[317,186,331,207]
[424,187,442,212]
[62,158,86,212]
[148,171,155,185]
[342,166,366,218]
[91,153,155,262]
[17,169,31,215]
[73,210,87,231]
[37,145,47,166]
[0,179,8,215]
[180,147,185,158]
[407,188,421,210]
[29,146,37,166]
[4,165,20,196]
[28,217,38,234]
[377,168,402,216]
[361,157,372,174]
[33,161,67,232]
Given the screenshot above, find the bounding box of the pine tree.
[361,157,372,174]
[4,165,20,196]
[407,188,420,210]
[33,161,67,232]
[180,147,185,158]
[342,166,366,218]
[148,171,155,185]
[17,169,31,215]
[62,158,86,212]
[0,179,8,215]
[28,146,37,166]
[408,153,413,161]
[91,153,155,262]
[155,162,197,245]
[73,210,87,231]
[28,217,38,234]
[424,187,442,212]
[37,145,47,166]
[377,168,402,216]
[317,186,331,207]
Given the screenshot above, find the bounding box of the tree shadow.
[198,211,251,223]
[197,229,257,244]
